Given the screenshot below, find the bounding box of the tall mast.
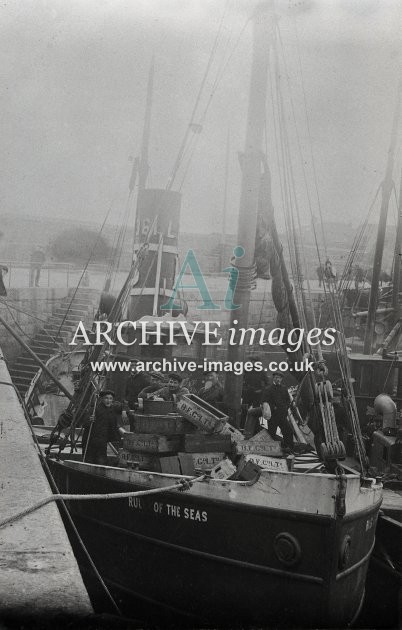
[224,4,272,424]
[363,83,401,354]
[220,128,230,269]
[392,169,402,318]
[139,57,154,192]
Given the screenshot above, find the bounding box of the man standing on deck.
[265,372,294,451]
[197,370,223,404]
[242,364,270,439]
[137,371,167,400]
[149,372,189,402]
[83,390,127,465]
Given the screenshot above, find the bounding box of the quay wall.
[0,353,93,618]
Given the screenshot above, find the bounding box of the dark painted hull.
[361,514,402,628]
[49,460,381,628]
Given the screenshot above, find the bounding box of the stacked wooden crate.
[118,411,196,473]
[118,393,292,479]
[180,432,232,472]
[177,394,243,475]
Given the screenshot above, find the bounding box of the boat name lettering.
[128,497,143,510]
[153,501,207,522]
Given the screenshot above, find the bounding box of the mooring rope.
[0,475,207,529]
[0,470,263,530]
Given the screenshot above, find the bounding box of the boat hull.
[48,460,381,627]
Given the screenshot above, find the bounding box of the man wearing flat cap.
[83,390,127,465]
[265,372,294,451]
[149,372,190,402]
[137,371,167,400]
[197,370,223,404]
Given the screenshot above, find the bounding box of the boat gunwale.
[59,457,366,482]
[51,459,383,523]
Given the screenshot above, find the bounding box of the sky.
[1,0,401,238]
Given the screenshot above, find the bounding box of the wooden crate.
[182,433,232,453]
[244,453,289,472]
[132,413,196,435]
[210,458,237,480]
[142,399,175,415]
[233,455,262,481]
[177,394,227,433]
[218,422,244,443]
[123,432,181,454]
[117,449,161,471]
[235,439,283,457]
[249,428,274,442]
[159,453,196,476]
[190,452,226,470]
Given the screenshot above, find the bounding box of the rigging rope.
[55,205,113,340]
[167,2,229,190]
[265,17,368,469]
[177,14,251,191]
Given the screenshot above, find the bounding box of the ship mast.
[224,4,272,424]
[138,57,154,193]
[220,128,230,270]
[392,170,402,319]
[131,57,155,243]
[363,83,401,354]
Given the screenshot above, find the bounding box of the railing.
[0,261,129,291]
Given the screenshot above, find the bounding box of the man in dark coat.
[30,247,46,287]
[197,370,223,404]
[83,390,126,465]
[242,364,270,439]
[150,372,189,402]
[0,264,8,296]
[266,372,294,450]
[138,371,167,399]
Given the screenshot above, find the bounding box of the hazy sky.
[1,0,401,238]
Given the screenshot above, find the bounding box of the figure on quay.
[324,258,337,288]
[0,264,8,297]
[316,264,324,288]
[30,246,46,287]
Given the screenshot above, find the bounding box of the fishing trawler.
[5,4,386,627]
